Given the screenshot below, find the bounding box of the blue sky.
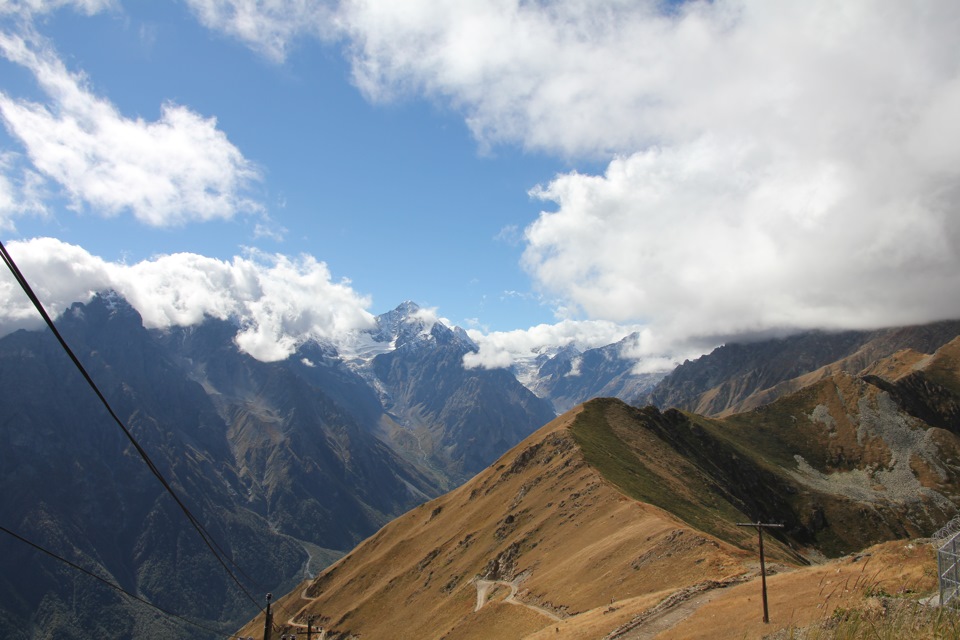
[1,1,572,332]
[2,1,959,368]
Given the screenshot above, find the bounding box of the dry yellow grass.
[239,408,757,639]
[655,540,935,640]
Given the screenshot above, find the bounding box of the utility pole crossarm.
[736,521,785,624]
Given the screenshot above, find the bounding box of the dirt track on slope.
[474,577,563,621]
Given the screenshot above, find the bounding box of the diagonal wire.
[0,523,245,639]
[0,239,265,614]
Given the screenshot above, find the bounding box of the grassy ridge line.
[569,398,781,557]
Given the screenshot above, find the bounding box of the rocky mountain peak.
[65,290,142,327]
[372,301,428,345]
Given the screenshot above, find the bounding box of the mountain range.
[240,330,960,639]
[3,289,960,639]
[0,292,659,639]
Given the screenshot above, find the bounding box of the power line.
[0,239,265,613]
[0,523,246,639]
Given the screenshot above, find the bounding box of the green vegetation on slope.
[568,392,952,560]
[569,398,768,555]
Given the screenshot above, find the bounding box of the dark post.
[737,521,784,623]
[263,593,273,640]
[306,616,315,640]
[758,525,768,622]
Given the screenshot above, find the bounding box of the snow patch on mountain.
[336,330,397,365]
[565,355,582,377]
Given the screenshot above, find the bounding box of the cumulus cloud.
[334,0,675,155]
[0,31,260,226]
[333,1,960,156]
[7,1,958,366]
[334,0,960,349]
[408,305,442,331]
[185,0,960,357]
[0,237,375,361]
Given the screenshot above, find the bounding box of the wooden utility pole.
[263,593,274,640]
[736,521,784,623]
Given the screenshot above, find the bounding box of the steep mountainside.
[158,318,438,551]
[0,294,556,639]
[592,337,960,557]
[372,319,556,479]
[642,320,960,416]
[0,296,305,639]
[242,336,960,639]
[240,408,757,640]
[161,300,556,488]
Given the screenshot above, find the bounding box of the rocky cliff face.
[630,336,960,555]
[158,317,438,550]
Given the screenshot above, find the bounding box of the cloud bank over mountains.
[0,238,375,362]
[2,1,960,368]
[0,238,641,367]
[326,0,960,337]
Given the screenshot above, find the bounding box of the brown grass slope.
[240,338,960,639]
[239,407,756,639]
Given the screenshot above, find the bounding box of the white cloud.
[334,0,678,156]
[199,0,960,353]
[463,319,643,370]
[523,122,960,342]
[0,152,43,228]
[0,0,114,18]
[182,0,334,62]
[253,219,288,242]
[408,305,441,332]
[0,237,111,329]
[7,1,958,365]
[0,31,260,226]
[331,0,960,350]
[332,1,960,157]
[0,238,375,361]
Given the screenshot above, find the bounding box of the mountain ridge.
[240,331,960,639]
[5,290,960,639]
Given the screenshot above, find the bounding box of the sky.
[1,1,959,369]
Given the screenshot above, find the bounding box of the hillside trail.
[277,567,770,638]
[605,571,761,640]
[275,617,327,639]
[609,588,723,639]
[263,586,328,639]
[474,577,563,621]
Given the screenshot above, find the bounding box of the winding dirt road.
[473,577,563,621]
